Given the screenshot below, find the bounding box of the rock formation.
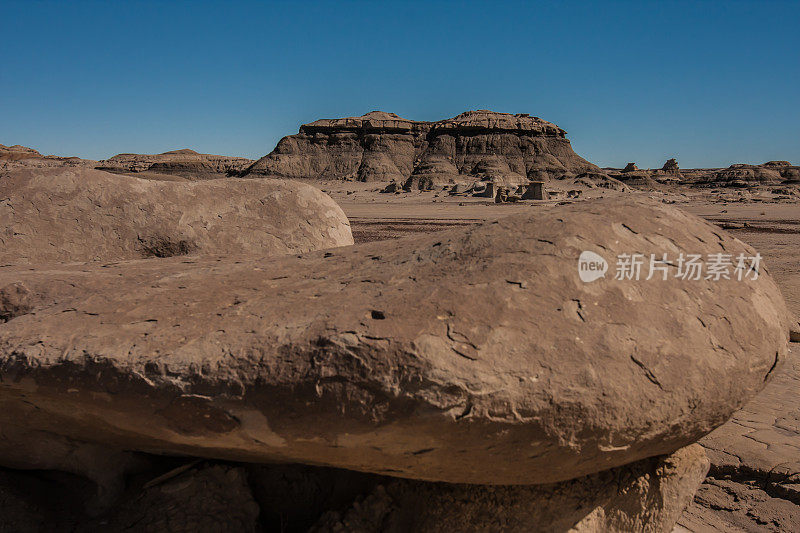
[696,162,799,187]
[0,144,42,161]
[0,198,789,486]
[0,444,708,532]
[0,168,353,263]
[662,158,679,172]
[311,445,709,532]
[623,162,639,172]
[0,144,95,172]
[244,110,602,188]
[96,149,253,180]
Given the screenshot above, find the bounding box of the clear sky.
[2,0,798,168]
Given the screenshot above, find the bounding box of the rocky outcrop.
[245,110,601,187]
[0,168,353,263]
[0,198,789,485]
[96,149,253,179]
[0,144,96,172]
[0,144,42,161]
[695,162,800,187]
[662,158,679,172]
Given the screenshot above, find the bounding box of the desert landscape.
[3,1,799,531]
[1,108,798,532]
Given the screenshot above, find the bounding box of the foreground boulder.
[0,168,353,263]
[0,198,790,485]
[244,110,601,187]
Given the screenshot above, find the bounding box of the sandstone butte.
[243,110,602,188]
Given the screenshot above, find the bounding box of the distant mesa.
[243,110,602,189]
[0,143,95,172]
[623,162,639,172]
[96,149,253,180]
[0,144,42,161]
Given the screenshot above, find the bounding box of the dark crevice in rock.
[137,236,198,258]
[707,464,800,505]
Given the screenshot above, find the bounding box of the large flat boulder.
[0,198,790,484]
[0,168,353,263]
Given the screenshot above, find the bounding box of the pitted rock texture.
[96,148,253,179]
[0,168,353,263]
[0,198,790,484]
[244,110,601,187]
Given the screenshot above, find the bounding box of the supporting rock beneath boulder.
[309,444,709,532]
[0,445,709,532]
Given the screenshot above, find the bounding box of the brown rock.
[0,144,42,161]
[574,171,630,191]
[312,445,709,532]
[96,148,253,180]
[0,167,353,264]
[0,198,790,484]
[662,158,679,172]
[245,110,601,187]
[79,465,260,532]
[0,282,32,322]
[623,162,639,172]
[0,144,96,172]
[708,164,784,187]
[677,477,800,532]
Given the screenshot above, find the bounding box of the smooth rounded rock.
[0,198,791,484]
[0,168,353,263]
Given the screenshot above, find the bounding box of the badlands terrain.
[0,111,798,532]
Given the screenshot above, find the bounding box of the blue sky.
[2,0,798,168]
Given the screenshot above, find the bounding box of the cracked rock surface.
[0,167,353,263]
[0,198,790,485]
[677,346,800,531]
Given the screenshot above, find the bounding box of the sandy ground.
[318,179,800,532]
